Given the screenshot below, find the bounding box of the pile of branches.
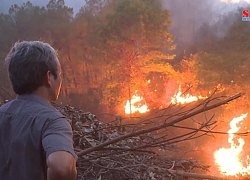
[0,93,244,179]
[54,93,242,180]
[58,106,209,180]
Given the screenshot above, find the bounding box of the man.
[0,41,77,180]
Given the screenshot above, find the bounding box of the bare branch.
[76,93,241,157]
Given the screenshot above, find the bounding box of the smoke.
[1,0,248,57]
[160,0,250,57]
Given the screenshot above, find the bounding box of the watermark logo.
[242,9,250,21]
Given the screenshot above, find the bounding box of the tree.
[193,7,250,111]
[8,2,48,40]
[0,13,18,100]
[97,0,176,113]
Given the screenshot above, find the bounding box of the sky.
[0,0,86,14]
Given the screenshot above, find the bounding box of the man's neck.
[32,87,51,103]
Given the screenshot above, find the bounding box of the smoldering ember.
[2,92,250,179]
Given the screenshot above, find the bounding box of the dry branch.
[0,93,245,179]
[76,93,241,157]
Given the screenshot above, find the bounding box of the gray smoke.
[159,0,250,58]
[160,0,249,50]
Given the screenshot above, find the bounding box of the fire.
[171,86,205,105]
[214,113,250,176]
[125,90,149,114]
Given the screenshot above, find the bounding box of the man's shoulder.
[0,98,65,120]
[0,100,14,112]
[24,100,65,119]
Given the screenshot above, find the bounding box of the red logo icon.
[242,9,250,21]
[242,9,249,17]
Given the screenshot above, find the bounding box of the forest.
[0,0,249,116]
[1,0,250,178]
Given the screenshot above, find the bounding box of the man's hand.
[47,151,77,180]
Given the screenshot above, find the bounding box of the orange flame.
[214,113,250,176]
[171,86,205,105]
[125,90,149,114]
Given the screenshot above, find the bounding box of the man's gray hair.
[5,41,59,95]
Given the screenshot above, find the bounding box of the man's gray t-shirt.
[0,94,77,180]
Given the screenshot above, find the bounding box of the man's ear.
[44,71,53,87]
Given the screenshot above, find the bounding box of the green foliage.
[96,0,176,110]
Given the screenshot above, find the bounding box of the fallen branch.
[76,93,241,157]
